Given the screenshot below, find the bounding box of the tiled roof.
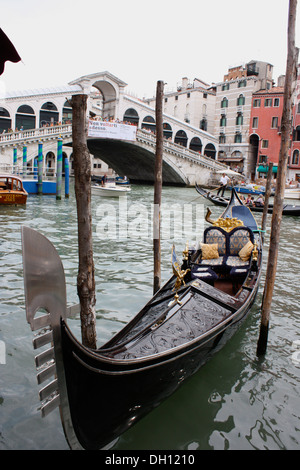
[254,86,284,95]
[0,84,82,99]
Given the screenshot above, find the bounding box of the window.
[264,98,272,107]
[219,134,226,143]
[222,83,230,91]
[292,149,299,165]
[274,98,280,107]
[234,132,242,143]
[236,113,243,125]
[293,126,300,141]
[164,98,168,103]
[259,155,268,164]
[221,97,228,108]
[175,95,178,101]
[200,118,207,131]
[252,117,259,128]
[187,93,190,98]
[203,93,207,98]
[253,99,261,107]
[262,140,269,148]
[220,115,227,127]
[238,80,247,87]
[271,117,279,128]
[237,94,245,106]
[297,102,300,113]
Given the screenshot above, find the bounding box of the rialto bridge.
[0,71,226,185]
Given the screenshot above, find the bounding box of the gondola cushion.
[200,243,219,259]
[200,226,254,270]
[226,256,249,267]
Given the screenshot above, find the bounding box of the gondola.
[195,184,300,217]
[22,189,262,450]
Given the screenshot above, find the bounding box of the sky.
[1,0,300,99]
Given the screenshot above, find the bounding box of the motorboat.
[0,174,28,205]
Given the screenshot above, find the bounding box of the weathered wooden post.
[72,94,97,349]
[260,162,273,243]
[257,0,298,356]
[153,80,164,295]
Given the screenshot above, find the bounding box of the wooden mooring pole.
[257,0,298,357]
[260,162,274,244]
[72,94,97,349]
[153,80,164,295]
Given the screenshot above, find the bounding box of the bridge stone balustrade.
[0,123,226,186]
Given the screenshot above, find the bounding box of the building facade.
[214,60,274,179]
[289,64,300,182]
[249,86,284,179]
[145,77,216,136]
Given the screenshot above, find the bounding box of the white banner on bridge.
[88,120,137,141]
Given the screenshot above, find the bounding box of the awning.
[257,165,278,173]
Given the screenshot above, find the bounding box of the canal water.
[0,183,299,450]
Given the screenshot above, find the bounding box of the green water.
[0,183,299,450]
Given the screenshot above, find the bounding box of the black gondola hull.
[195,184,300,216]
[21,188,262,450]
[61,283,258,450]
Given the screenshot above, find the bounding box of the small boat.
[195,185,300,217]
[91,180,131,197]
[0,174,28,205]
[284,187,300,199]
[115,176,130,186]
[233,184,269,196]
[22,189,262,450]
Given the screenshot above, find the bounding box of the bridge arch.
[123,108,139,125]
[63,100,73,124]
[0,107,12,132]
[92,80,117,119]
[163,122,172,140]
[204,143,216,159]
[189,136,202,153]
[142,115,156,133]
[40,102,59,127]
[16,105,35,130]
[175,130,188,147]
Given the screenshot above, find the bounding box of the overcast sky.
[1,0,299,98]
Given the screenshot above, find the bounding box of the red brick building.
[249,87,285,179]
[290,64,300,182]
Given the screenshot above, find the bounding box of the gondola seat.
[225,226,254,269]
[198,225,254,273]
[199,227,227,271]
